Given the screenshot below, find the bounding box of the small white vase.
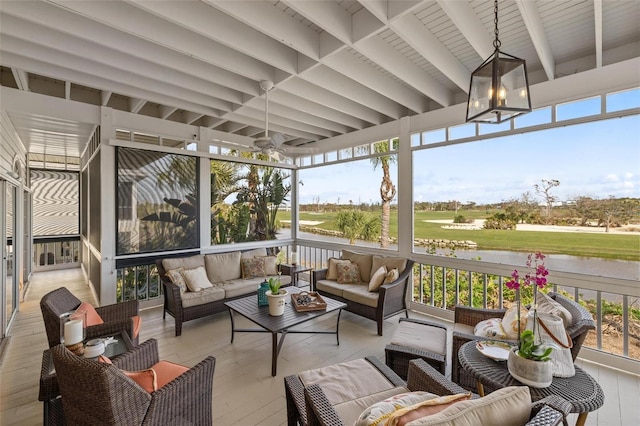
[507,348,553,388]
[266,289,288,316]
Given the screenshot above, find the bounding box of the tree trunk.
[379,161,396,248]
[381,201,390,248]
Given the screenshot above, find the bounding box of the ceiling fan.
[253,80,286,156]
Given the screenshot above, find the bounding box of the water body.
[288,230,639,282]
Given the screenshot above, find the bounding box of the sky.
[299,98,640,206]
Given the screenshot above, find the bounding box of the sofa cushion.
[341,250,373,282]
[220,278,265,298]
[327,258,351,280]
[205,251,242,283]
[299,358,398,406]
[162,254,205,272]
[260,255,278,275]
[181,266,213,292]
[240,247,268,259]
[408,386,531,426]
[241,257,266,279]
[371,255,407,279]
[316,279,346,298]
[165,267,187,293]
[368,265,387,292]
[355,392,470,426]
[181,286,225,308]
[343,286,379,308]
[337,262,361,284]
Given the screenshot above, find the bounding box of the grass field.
[277,210,640,261]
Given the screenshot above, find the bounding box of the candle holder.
[291,251,298,266]
[60,310,86,355]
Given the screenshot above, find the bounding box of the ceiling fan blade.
[270,133,285,147]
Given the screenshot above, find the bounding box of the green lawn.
[277,210,640,261]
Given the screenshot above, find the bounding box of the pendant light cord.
[493,0,501,50]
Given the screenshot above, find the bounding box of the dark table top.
[224,287,346,333]
[458,340,605,414]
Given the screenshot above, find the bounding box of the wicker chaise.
[40,287,140,347]
[51,338,216,425]
[452,291,596,392]
[285,357,571,426]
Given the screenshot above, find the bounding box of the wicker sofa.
[156,248,291,336]
[451,291,596,392]
[311,250,414,336]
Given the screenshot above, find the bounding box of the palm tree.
[335,210,380,245]
[370,139,398,248]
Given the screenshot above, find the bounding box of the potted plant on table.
[266,277,287,316]
[505,252,557,388]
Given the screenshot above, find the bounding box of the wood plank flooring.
[1,268,638,425]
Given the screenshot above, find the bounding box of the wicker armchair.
[287,357,570,426]
[40,287,140,348]
[452,291,596,392]
[51,338,216,425]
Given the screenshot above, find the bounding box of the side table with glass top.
[458,340,604,426]
[279,263,312,287]
[39,331,134,426]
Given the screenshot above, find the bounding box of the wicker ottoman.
[385,317,448,379]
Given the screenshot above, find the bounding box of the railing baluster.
[596,291,602,350]
[623,295,629,357]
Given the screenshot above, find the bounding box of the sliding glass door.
[1,180,18,337]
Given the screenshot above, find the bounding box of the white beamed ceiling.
[0,0,638,158]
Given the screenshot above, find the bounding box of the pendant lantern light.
[466,0,532,123]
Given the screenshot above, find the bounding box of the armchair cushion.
[355,392,471,426]
[181,266,213,292]
[337,262,361,284]
[74,302,104,326]
[368,265,388,291]
[409,386,531,426]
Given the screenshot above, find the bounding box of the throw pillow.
[336,262,361,284]
[116,361,189,393]
[241,257,266,279]
[123,369,157,393]
[536,291,573,327]
[355,392,471,426]
[73,301,104,326]
[181,266,213,292]
[384,268,399,284]
[474,317,507,339]
[259,255,279,275]
[368,265,388,292]
[326,257,351,280]
[165,267,188,293]
[502,304,528,340]
[341,249,373,282]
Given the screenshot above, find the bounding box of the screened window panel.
[31,170,79,237]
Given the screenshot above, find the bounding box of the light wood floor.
[1,268,638,425]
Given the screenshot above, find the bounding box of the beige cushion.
[162,254,205,272]
[337,262,361,284]
[391,321,447,356]
[204,251,241,283]
[342,286,379,308]
[219,278,263,298]
[335,387,410,426]
[473,318,507,340]
[260,255,278,275]
[181,266,213,292]
[368,265,387,292]
[315,279,346,298]
[241,257,266,279]
[536,292,573,327]
[502,304,528,339]
[327,258,351,280]
[453,323,474,336]
[408,386,531,426]
[181,286,225,307]
[384,268,399,284]
[240,247,268,259]
[371,255,407,278]
[356,392,470,426]
[341,250,373,282]
[299,358,397,405]
[165,267,187,293]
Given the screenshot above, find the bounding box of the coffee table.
[224,287,347,376]
[458,341,604,426]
